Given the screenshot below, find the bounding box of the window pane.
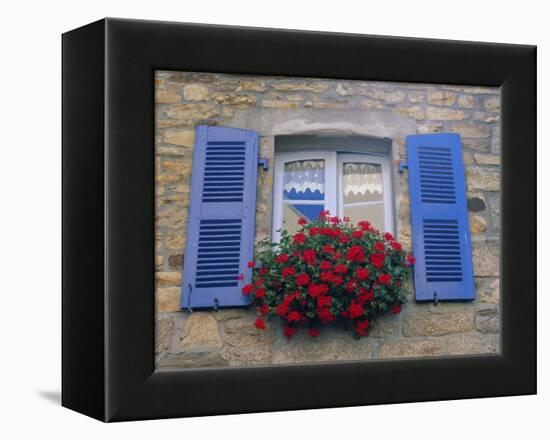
[344,203,385,232]
[342,162,383,203]
[282,203,324,235]
[284,160,325,201]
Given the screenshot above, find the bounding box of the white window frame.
[272,150,393,242]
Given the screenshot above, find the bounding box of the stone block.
[476,307,499,333]
[156,316,175,355]
[379,339,446,359]
[447,334,499,355]
[156,287,181,312]
[272,327,373,364]
[426,107,468,120]
[472,240,499,277]
[183,83,209,101]
[180,312,222,350]
[403,309,474,337]
[427,91,456,106]
[466,166,500,191]
[162,129,195,147]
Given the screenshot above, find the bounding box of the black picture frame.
[62,18,536,422]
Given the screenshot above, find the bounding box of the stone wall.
[154,71,500,368]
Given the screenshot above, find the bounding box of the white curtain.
[342,163,383,196]
[284,160,325,195]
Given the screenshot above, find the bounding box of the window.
[272,150,393,241]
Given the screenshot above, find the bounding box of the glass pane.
[284,160,325,201]
[344,203,385,231]
[282,203,324,235]
[342,162,383,204]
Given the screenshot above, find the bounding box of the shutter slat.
[407,133,475,301]
[180,125,258,309]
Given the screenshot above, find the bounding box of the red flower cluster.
[242,213,413,338]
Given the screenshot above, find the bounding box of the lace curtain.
[284,160,325,195]
[342,163,383,196]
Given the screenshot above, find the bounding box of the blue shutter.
[180,125,259,309]
[406,133,475,301]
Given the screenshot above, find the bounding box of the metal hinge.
[398,161,408,173]
[258,158,269,171]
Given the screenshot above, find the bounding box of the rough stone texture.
[469,214,488,235]
[156,287,180,313]
[183,83,209,101]
[403,310,474,337]
[467,166,500,191]
[272,328,373,364]
[156,316,175,357]
[476,307,499,333]
[154,71,501,368]
[447,334,499,355]
[379,339,446,359]
[472,241,499,277]
[180,313,222,351]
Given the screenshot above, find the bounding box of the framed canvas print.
[62,18,536,422]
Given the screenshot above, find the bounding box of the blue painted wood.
[180,125,259,309]
[406,133,475,301]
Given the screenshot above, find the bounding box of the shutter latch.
[433,291,439,306]
[398,161,408,173]
[258,158,269,171]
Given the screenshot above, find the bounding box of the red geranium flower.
[287,310,302,322]
[319,210,330,218]
[276,303,289,316]
[308,283,329,298]
[254,318,266,330]
[345,280,357,293]
[296,273,311,286]
[293,232,306,244]
[241,283,253,295]
[357,287,375,304]
[302,249,316,264]
[259,267,269,275]
[317,307,335,323]
[378,274,391,285]
[308,328,320,337]
[391,304,402,315]
[356,267,369,281]
[358,220,371,231]
[355,319,370,336]
[236,274,244,281]
[370,253,385,269]
[384,232,394,241]
[346,245,365,263]
[247,261,255,268]
[331,275,344,286]
[255,288,266,299]
[320,271,333,282]
[316,295,332,308]
[281,266,295,278]
[406,254,416,266]
[319,260,332,270]
[259,304,270,316]
[349,302,364,319]
[374,242,385,252]
[352,230,363,239]
[334,263,348,275]
[322,244,335,254]
[283,325,296,339]
[298,217,307,225]
[276,253,289,264]
[339,235,350,244]
[391,241,402,251]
